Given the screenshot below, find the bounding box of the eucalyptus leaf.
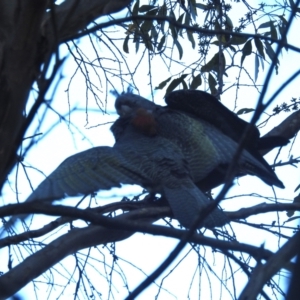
[155,77,172,90]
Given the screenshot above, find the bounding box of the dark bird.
[165,89,288,154]
[165,89,288,191]
[2,91,286,232]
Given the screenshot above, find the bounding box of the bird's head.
[114,93,160,136]
[115,93,157,117]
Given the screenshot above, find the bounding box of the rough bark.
[0,0,132,190]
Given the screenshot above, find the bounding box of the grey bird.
[2,92,285,232]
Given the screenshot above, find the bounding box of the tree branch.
[263,109,300,141]
[227,203,300,220]
[239,231,300,300]
[41,0,133,42]
[0,201,296,298]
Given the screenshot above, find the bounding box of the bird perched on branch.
[164,89,289,191]
[2,91,286,232]
[165,90,288,154]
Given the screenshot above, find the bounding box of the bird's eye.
[118,104,132,116]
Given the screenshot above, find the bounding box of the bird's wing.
[114,92,284,189]
[165,89,288,151]
[201,120,284,188]
[114,126,228,228]
[26,146,146,203]
[1,146,146,233]
[3,129,228,232]
[163,90,286,189]
[165,89,260,145]
[134,101,284,189]
[113,92,282,227]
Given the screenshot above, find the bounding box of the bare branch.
[239,231,300,300]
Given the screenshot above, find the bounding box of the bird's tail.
[163,185,228,229]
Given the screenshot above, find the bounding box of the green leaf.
[264,42,279,65]
[178,14,185,37]
[254,38,265,59]
[182,80,188,90]
[157,35,166,51]
[123,35,130,53]
[148,7,159,15]
[236,108,255,115]
[169,23,177,39]
[225,15,233,30]
[208,73,217,95]
[258,56,265,71]
[187,31,195,49]
[190,0,198,20]
[125,23,137,35]
[195,3,208,10]
[151,26,158,44]
[143,33,153,51]
[201,53,219,73]
[279,15,288,27]
[201,52,226,76]
[157,3,167,32]
[132,0,139,16]
[270,21,278,40]
[169,8,176,20]
[177,13,185,25]
[241,39,252,65]
[135,34,140,53]
[278,25,288,50]
[135,39,140,53]
[184,12,195,48]
[139,5,156,12]
[155,77,172,90]
[242,39,252,55]
[230,36,248,45]
[138,6,157,32]
[141,20,153,33]
[174,39,183,59]
[141,7,159,33]
[259,55,265,71]
[190,74,202,89]
[184,11,191,25]
[255,53,259,82]
[214,20,221,31]
[165,74,188,94]
[258,21,274,30]
[211,41,220,46]
[169,10,177,39]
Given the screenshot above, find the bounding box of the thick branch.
[239,231,300,300]
[258,109,300,156]
[263,109,300,141]
[0,202,293,298]
[0,0,48,189]
[0,206,164,299]
[42,0,133,42]
[0,0,133,191]
[227,202,300,220]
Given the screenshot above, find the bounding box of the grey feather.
[2,92,284,233]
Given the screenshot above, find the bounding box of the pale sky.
[1,1,300,299]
